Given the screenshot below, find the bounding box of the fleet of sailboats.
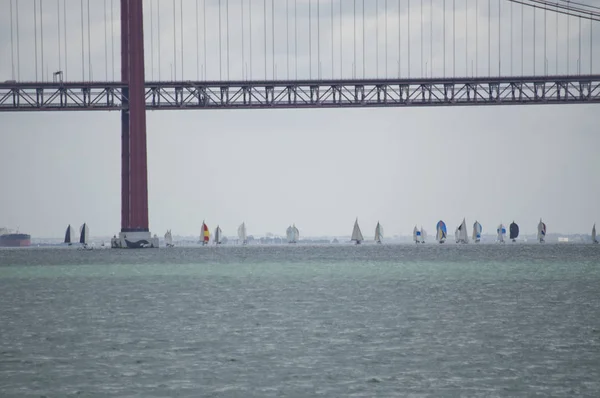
[58,218,600,248]
[472,221,482,243]
[351,218,364,244]
[374,222,383,244]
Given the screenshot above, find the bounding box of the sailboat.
[238,222,248,245]
[201,221,210,245]
[537,219,546,243]
[509,221,519,242]
[374,222,383,244]
[286,224,299,244]
[472,221,482,243]
[454,227,459,243]
[593,224,598,244]
[164,229,174,247]
[79,223,92,249]
[351,218,364,244]
[457,218,468,244]
[214,225,223,245]
[436,220,447,244]
[64,224,75,246]
[497,223,506,243]
[413,226,421,244]
[420,227,426,243]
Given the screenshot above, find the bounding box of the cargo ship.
[0,228,31,247]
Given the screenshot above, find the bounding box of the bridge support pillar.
[112,0,158,249]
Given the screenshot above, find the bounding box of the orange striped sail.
[201,221,210,245]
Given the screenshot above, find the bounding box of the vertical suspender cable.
[430,0,433,77]
[41,0,45,81]
[591,14,593,75]
[339,0,342,77]
[10,0,15,80]
[476,0,478,76]
[174,0,177,80]
[544,3,546,74]
[249,0,251,79]
[421,0,423,77]
[295,0,298,79]
[272,0,275,79]
[398,0,401,78]
[498,0,500,76]
[533,8,536,76]
[264,0,267,79]
[376,0,379,78]
[105,0,108,80]
[111,0,115,80]
[197,0,200,79]
[57,0,61,74]
[488,0,490,76]
[354,0,356,78]
[87,0,91,80]
[158,0,162,80]
[453,0,455,77]
[16,0,21,81]
[331,0,334,78]
[242,0,245,79]
[35,0,39,81]
[386,0,389,78]
[556,4,558,74]
[287,0,289,79]
[316,0,321,79]
[521,1,523,76]
[567,3,570,75]
[80,0,84,80]
[219,0,222,79]
[578,16,581,74]
[363,0,365,78]
[309,0,312,79]
[408,0,411,78]
[443,0,446,77]
[510,1,513,75]
[465,0,468,76]
[227,0,230,80]
[181,0,184,79]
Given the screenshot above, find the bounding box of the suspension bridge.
[1,0,598,247]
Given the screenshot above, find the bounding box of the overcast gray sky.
[1,0,599,238]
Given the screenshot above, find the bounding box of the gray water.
[1,244,599,397]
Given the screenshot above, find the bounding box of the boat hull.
[0,234,31,247]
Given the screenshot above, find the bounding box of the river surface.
[1,244,599,397]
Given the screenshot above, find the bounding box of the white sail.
[164,230,173,246]
[214,226,223,244]
[537,219,546,242]
[238,222,247,243]
[459,218,468,243]
[454,227,459,243]
[292,224,300,242]
[413,226,419,243]
[593,224,597,243]
[497,224,505,243]
[351,219,364,243]
[79,223,89,244]
[374,222,383,243]
[286,226,294,242]
[472,221,482,242]
[420,227,426,243]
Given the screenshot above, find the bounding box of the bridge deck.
[1,75,599,111]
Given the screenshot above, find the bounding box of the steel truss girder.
[1,75,599,111]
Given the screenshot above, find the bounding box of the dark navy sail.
[64,225,72,244]
[509,222,519,241]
